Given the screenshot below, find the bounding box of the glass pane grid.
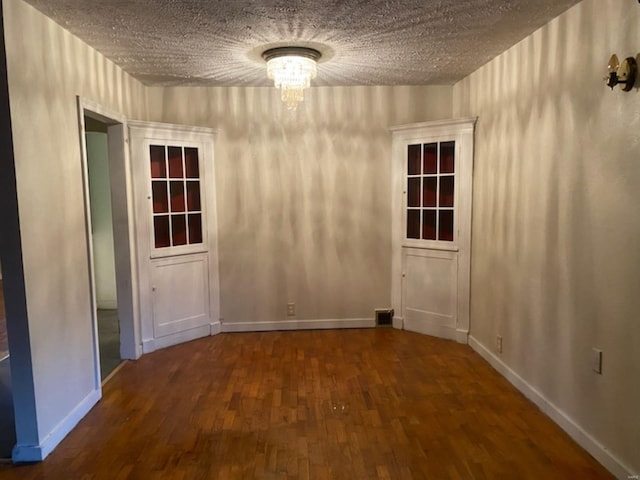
[405,141,455,243]
[150,144,203,249]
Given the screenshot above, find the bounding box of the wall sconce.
[605,54,637,91]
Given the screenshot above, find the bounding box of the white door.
[129,121,221,353]
[391,118,475,343]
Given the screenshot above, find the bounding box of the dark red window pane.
[422,210,436,240]
[439,176,454,207]
[150,145,166,178]
[407,178,421,207]
[186,182,201,211]
[423,177,437,207]
[408,144,421,175]
[189,214,203,244]
[170,181,185,212]
[440,141,455,173]
[171,215,187,246]
[423,143,437,174]
[439,211,454,241]
[185,148,199,178]
[168,146,183,178]
[152,181,168,213]
[154,216,170,248]
[407,210,420,239]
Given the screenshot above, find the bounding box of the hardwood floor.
[0,329,613,479]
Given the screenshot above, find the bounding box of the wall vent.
[375,309,394,327]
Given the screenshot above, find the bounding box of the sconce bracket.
[618,57,637,92]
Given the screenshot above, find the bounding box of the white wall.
[453,0,640,476]
[148,85,452,328]
[2,0,147,460]
[86,132,117,310]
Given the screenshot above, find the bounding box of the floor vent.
[375,309,394,327]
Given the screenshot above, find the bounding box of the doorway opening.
[79,98,140,390]
[84,117,122,380]
[0,264,8,361]
[0,263,16,460]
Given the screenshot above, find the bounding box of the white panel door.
[391,118,475,344]
[129,121,221,354]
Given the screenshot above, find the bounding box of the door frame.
[77,98,142,391]
[390,117,476,343]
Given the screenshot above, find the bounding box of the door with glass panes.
[129,121,220,353]
[391,119,475,343]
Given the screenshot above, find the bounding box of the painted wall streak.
[454,0,639,474]
[148,85,452,326]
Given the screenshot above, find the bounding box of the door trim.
[77,98,142,393]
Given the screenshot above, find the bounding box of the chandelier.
[262,47,321,110]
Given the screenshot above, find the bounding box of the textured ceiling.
[23,0,581,87]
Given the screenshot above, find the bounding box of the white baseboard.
[12,388,101,462]
[142,324,211,353]
[403,318,458,341]
[468,335,634,479]
[455,328,469,344]
[393,317,468,345]
[210,321,221,335]
[221,318,375,333]
[121,342,143,361]
[142,319,371,350]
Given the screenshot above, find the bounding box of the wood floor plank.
[0,329,614,479]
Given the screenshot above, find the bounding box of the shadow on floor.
[0,357,16,460]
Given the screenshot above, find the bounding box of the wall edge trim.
[221,318,375,333]
[210,321,222,335]
[468,335,634,479]
[142,324,211,354]
[12,388,101,463]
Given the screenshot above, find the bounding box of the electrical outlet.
[592,348,603,374]
[287,303,295,316]
[496,335,503,354]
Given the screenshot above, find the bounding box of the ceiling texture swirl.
[23,0,580,86]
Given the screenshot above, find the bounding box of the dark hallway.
[0,280,7,359]
[0,279,17,460]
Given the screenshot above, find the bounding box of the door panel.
[151,254,210,338]
[403,248,458,339]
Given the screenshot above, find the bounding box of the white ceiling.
[23,0,581,87]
